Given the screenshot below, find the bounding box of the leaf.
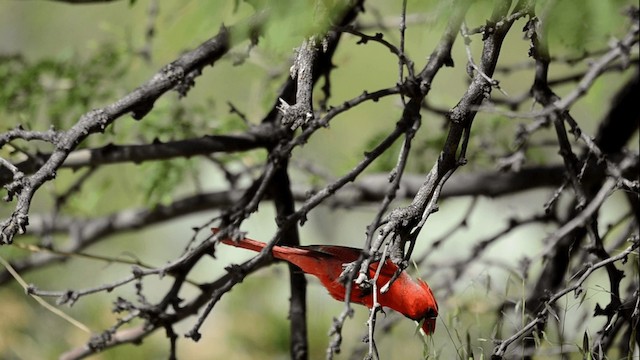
[246,0,350,56]
[544,302,560,323]
[539,0,634,54]
[0,44,125,134]
[140,158,198,206]
[582,330,590,360]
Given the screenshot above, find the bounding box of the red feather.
[215,228,438,335]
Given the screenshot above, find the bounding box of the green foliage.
[140,158,198,206]
[579,330,591,360]
[132,100,256,207]
[60,169,112,216]
[1,1,636,359]
[136,101,209,141]
[467,115,514,169]
[413,132,447,172]
[225,273,290,357]
[365,130,401,173]
[231,308,291,355]
[538,0,634,54]
[0,44,127,132]
[244,0,350,56]
[364,127,448,174]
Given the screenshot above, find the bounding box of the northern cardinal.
[215,228,438,335]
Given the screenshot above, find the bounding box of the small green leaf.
[582,330,590,360]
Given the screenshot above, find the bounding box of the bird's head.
[415,278,438,336]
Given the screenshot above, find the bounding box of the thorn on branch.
[131,102,155,120]
[88,331,113,352]
[277,98,313,130]
[0,158,24,191]
[224,263,246,281]
[3,173,26,202]
[132,266,144,278]
[356,32,384,45]
[113,296,136,313]
[185,329,202,342]
[1,212,29,245]
[175,68,202,98]
[58,290,80,306]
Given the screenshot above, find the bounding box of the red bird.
[215,229,438,335]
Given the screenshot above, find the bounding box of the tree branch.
[1,15,267,244]
[0,163,578,286]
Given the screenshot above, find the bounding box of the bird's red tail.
[213,228,310,261]
[213,228,438,337]
[213,228,267,253]
[219,236,267,253]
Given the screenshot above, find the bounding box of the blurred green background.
[0,1,637,359]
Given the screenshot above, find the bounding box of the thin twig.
[0,255,91,333]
